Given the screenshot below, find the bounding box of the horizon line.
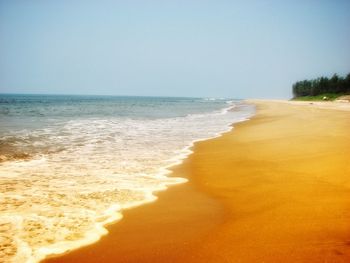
[0,92,244,100]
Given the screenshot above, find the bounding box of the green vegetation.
[292,73,350,100]
[292,93,344,101]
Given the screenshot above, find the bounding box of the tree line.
[292,73,350,98]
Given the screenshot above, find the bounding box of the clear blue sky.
[0,0,349,98]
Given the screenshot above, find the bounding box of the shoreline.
[35,102,254,262]
[0,99,253,263]
[44,100,350,263]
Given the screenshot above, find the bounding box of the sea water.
[0,94,254,263]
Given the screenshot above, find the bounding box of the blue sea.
[0,94,254,262]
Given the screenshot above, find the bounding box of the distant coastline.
[292,73,350,101]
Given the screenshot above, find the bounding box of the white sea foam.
[0,100,254,263]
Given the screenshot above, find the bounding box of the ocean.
[0,94,254,263]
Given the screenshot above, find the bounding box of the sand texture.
[45,100,350,263]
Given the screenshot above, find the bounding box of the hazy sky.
[0,0,349,98]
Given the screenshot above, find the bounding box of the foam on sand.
[0,100,254,263]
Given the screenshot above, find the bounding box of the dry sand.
[44,100,350,263]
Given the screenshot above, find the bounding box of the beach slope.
[45,100,350,263]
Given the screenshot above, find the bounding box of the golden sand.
[45,100,350,263]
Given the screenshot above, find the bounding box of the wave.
[0,100,255,263]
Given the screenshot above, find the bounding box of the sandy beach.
[44,100,350,263]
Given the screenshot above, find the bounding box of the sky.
[0,0,349,99]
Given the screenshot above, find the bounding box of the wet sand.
[45,100,350,263]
